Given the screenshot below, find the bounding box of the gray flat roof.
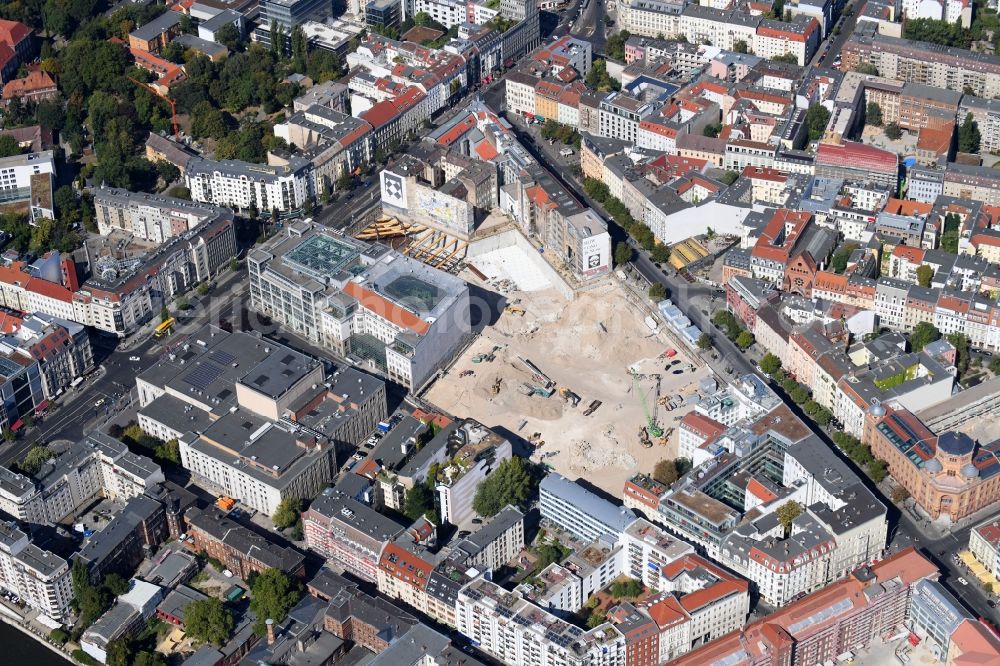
[130,11,183,42]
[541,473,636,535]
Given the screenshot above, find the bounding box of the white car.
[222,569,234,578]
[958,577,969,586]
[129,356,140,362]
[94,398,105,408]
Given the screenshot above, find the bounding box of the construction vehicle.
[517,356,555,389]
[583,400,602,416]
[504,305,526,316]
[520,382,554,397]
[459,370,474,377]
[639,427,653,448]
[491,377,502,395]
[632,371,664,438]
[472,353,495,363]
[559,387,581,407]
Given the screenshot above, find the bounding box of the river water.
[0,621,72,666]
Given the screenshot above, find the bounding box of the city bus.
[154,317,175,338]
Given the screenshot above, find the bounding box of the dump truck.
[559,387,581,407]
[504,305,526,316]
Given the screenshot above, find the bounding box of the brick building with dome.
[863,403,1000,522]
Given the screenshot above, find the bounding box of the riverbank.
[0,610,74,666]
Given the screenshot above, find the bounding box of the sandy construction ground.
[426,280,712,496]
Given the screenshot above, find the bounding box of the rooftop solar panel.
[210,350,236,365]
[184,363,225,390]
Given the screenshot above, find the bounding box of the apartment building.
[75,495,167,584]
[0,213,235,337]
[456,577,627,665]
[753,17,821,66]
[434,420,512,526]
[815,140,899,188]
[643,554,750,661]
[248,221,470,390]
[0,434,162,526]
[183,507,306,579]
[304,487,407,581]
[842,24,1000,99]
[540,472,637,542]
[969,519,1000,579]
[0,149,54,221]
[273,105,373,195]
[600,91,655,143]
[0,519,71,620]
[94,187,233,244]
[186,155,314,213]
[670,548,937,666]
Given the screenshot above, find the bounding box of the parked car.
[958,577,969,586]
[94,398,105,408]
[129,356,140,362]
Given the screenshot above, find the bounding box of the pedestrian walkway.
[960,550,999,587]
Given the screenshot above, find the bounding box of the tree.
[154,438,181,464]
[946,332,971,375]
[735,330,755,351]
[718,171,739,185]
[789,385,810,404]
[403,483,435,521]
[697,333,713,351]
[272,497,302,530]
[891,486,910,504]
[830,242,859,274]
[913,264,934,288]
[185,597,234,645]
[250,569,301,635]
[958,113,981,153]
[0,135,21,158]
[941,212,961,254]
[20,445,54,476]
[867,459,888,483]
[734,40,748,53]
[653,459,678,485]
[105,573,130,596]
[650,244,671,264]
[884,122,902,140]
[776,500,802,537]
[909,321,941,352]
[215,23,243,52]
[473,457,537,517]
[702,123,721,138]
[133,652,166,666]
[649,283,667,301]
[984,582,994,595]
[866,101,883,127]
[105,639,130,666]
[760,353,782,376]
[175,295,190,310]
[805,104,831,141]
[855,62,879,75]
[614,242,632,267]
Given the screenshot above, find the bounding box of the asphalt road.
[813,1,860,67]
[574,0,607,53]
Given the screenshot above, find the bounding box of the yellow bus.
[154,318,175,337]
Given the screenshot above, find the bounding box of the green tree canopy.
[916,264,934,287]
[735,330,755,351]
[909,321,941,352]
[403,483,435,521]
[249,569,302,635]
[20,445,54,476]
[649,283,667,301]
[805,104,831,141]
[866,101,883,127]
[959,113,981,153]
[185,597,234,645]
[272,497,302,530]
[760,353,782,375]
[473,457,537,517]
[776,500,802,536]
[884,122,902,140]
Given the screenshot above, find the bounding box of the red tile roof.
[342,281,430,336]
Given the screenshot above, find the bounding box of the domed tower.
[934,432,976,476]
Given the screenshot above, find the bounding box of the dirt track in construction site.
[424,280,711,496]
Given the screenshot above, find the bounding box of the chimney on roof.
[266,618,275,646]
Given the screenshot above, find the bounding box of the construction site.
[424,276,713,496]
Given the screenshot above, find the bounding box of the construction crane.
[632,371,663,438]
[129,76,179,140]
